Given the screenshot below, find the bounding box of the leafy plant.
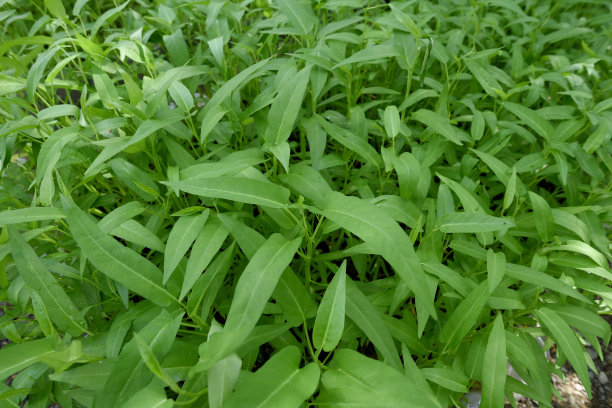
[1,0,611,407]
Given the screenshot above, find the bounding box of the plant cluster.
[1,0,611,407]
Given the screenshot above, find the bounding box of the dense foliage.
[1,0,612,407]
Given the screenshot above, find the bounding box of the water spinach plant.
[0,0,611,407]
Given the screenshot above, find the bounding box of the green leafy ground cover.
[1,0,612,407]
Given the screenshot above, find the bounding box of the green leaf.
[0,207,65,225]
[503,168,517,211]
[439,212,514,233]
[466,60,503,98]
[92,66,120,109]
[90,0,130,37]
[412,109,469,145]
[133,333,179,392]
[312,261,346,352]
[536,307,591,398]
[224,235,300,332]
[200,59,269,142]
[182,217,228,299]
[384,105,401,138]
[503,101,554,139]
[38,104,79,121]
[547,240,608,269]
[319,348,431,408]
[163,210,210,284]
[545,304,611,343]
[439,281,489,348]
[333,44,401,68]
[224,346,320,408]
[528,192,554,242]
[273,268,318,326]
[110,220,165,252]
[129,114,185,147]
[8,226,88,335]
[276,0,318,35]
[187,244,235,319]
[323,192,436,319]
[162,177,290,208]
[265,65,312,147]
[487,249,506,293]
[316,115,383,169]
[169,80,194,113]
[481,314,507,408]
[0,336,56,381]
[346,278,402,370]
[505,263,589,303]
[61,196,177,307]
[49,360,113,390]
[195,234,301,370]
[98,201,145,233]
[208,353,242,408]
[421,367,469,393]
[401,344,441,408]
[95,310,183,408]
[44,0,67,19]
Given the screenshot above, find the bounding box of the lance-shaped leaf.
[333,43,401,68]
[316,116,383,169]
[98,201,145,233]
[346,278,402,370]
[224,236,301,331]
[439,281,489,348]
[323,192,435,318]
[195,234,301,371]
[412,109,470,145]
[200,59,269,142]
[163,210,209,283]
[384,105,401,138]
[312,261,346,352]
[265,64,312,147]
[224,346,320,408]
[0,336,56,381]
[439,212,514,233]
[545,304,611,343]
[208,353,242,408]
[276,0,318,35]
[503,101,554,139]
[218,214,316,325]
[95,310,183,408]
[273,268,318,326]
[536,307,591,398]
[162,177,290,208]
[481,314,507,408]
[61,196,176,307]
[0,207,65,225]
[318,349,431,407]
[181,217,228,299]
[528,192,554,242]
[8,226,87,336]
[27,46,60,104]
[505,263,589,303]
[487,249,506,293]
[421,368,469,393]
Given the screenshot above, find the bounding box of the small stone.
[588,348,599,360]
[569,395,576,406]
[599,371,609,385]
